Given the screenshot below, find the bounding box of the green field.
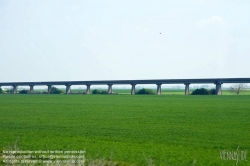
[0,94,250,165]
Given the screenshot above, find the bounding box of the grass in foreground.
[0,95,249,165]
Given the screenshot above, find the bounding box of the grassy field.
[0,94,250,165]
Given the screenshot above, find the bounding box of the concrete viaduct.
[0,78,249,95]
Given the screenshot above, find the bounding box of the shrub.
[209,88,216,95]
[19,90,29,94]
[92,89,108,94]
[100,90,108,94]
[5,88,13,93]
[50,86,63,94]
[136,88,156,95]
[92,89,100,94]
[191,88,209,95]
[191,88,216,95]
[0,87,3,93]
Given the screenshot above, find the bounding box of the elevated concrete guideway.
[0,78,250,95]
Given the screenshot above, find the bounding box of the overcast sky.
[0,0,250,82]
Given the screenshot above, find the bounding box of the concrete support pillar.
[131,84,136,95]
[184,83,190,95]
[29,85,34,94]
[47,85,52,94]
[12,85,17,94]
[86,84,91,94]
[108,84,113,94]
[215,82,222,95]
[66,85,71,94]
[156,83,162,95]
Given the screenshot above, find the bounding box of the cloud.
[197,15,225,28]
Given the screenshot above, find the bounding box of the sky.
[0,0,250,82]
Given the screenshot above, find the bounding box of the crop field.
[0,94,250,165]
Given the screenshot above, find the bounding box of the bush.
[136,88,156,95]
[92,89,108,94]
[191,88,216,95]
[19,90,29,94]
[209,88,216,95]
[0,87,3,93]
[50,86,63,94]
[5,88,13,93]
[92,89,100,94]
[191,88,209,95]
[100,90,108,94]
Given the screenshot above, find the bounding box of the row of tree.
[0,84,248,95]
[0,86,63,94]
